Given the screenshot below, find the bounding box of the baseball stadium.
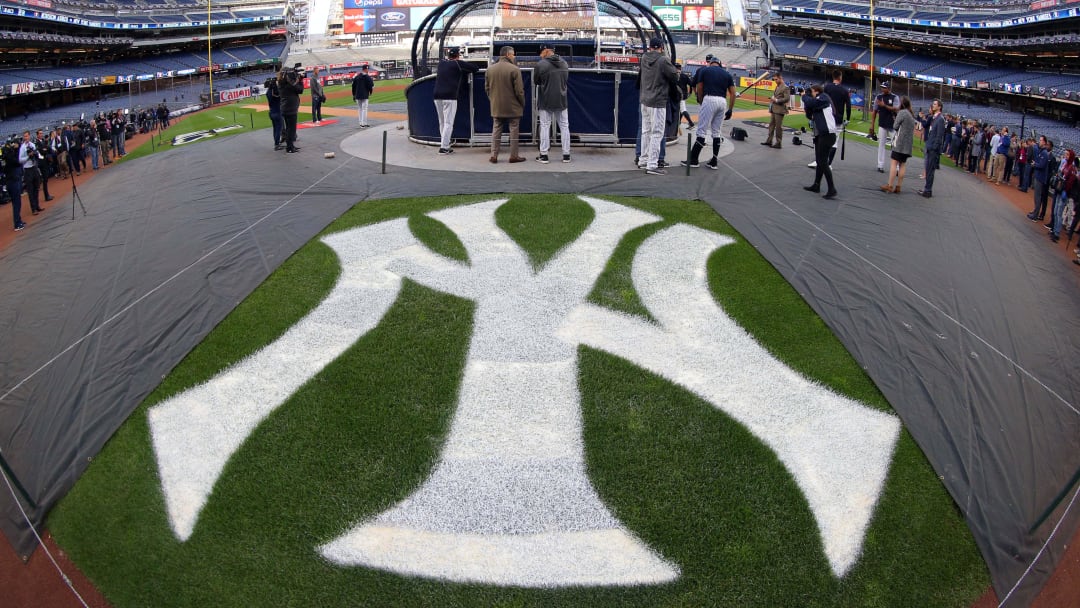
[0,0,1077,606]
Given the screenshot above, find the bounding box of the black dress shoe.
[45,196,53,201]
[822,191,838,200]
[803,185,820,193]
[877,168,885,173]
[760,142,772,146]
[918,190,932,198]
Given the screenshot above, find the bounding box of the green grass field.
[117,105,306,163]
[48,194,989,607]
[117,79,411,162]
[323,78,412,107]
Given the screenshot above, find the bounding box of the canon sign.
[218,86,252,103]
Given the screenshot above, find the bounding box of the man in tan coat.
[762,73,789,148]
[485,46,526,163]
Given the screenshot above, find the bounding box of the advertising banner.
[218,86,253,103]
[344,0,392,7]
[682,5,713,30]
[599,54,639,64]
[740,76,776,90]
[652,6,682,29]
[376,7,410,30]
[101,76,117,85]
[344,8,377,32]
[11,82,35,95]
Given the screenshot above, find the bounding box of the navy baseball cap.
[447,47,460,57]
[648,37,664,49]
[539,43,555,51]
[880,81,891,88]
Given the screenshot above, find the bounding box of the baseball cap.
[447,47,460,58]
[539,43,555,51]
[709,56,722,65]
[880,81,890,88]
[704,53,714,62]
[648,37,664,49]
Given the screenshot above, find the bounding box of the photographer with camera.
[265,75,284,151]
[19,131,44,217]
[278,63,305,153]
[3,136,26,231]
[34,129,54,202]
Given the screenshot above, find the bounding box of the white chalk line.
[720,157,1080,600]
[0,155,357,407]
[720,159,1078,418]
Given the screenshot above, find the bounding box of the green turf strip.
[49,194,988,607]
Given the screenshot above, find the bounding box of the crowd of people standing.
[3,112,132,232]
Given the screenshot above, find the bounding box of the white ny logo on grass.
[149,196,900,587]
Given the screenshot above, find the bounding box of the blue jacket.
[925,113,946,151]
[433,58,478,100]
[802,93,837,136]
[1032,147,1052,183]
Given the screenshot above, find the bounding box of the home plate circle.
[299,119,339,129]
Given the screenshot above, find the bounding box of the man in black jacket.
[278,64,305,153]
[433,48,478,154]
[823,69,850,166]
[801,84,839,199]
[351,66,375,128]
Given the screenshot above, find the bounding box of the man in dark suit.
[918,98,946,198]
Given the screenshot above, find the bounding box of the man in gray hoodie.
[534,43,571,164]
[637,37,678,175]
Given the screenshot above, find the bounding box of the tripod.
[69,158,86,220]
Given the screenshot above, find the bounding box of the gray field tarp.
[1,121,1077,607]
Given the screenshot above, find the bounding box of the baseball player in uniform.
[682,55,736,169]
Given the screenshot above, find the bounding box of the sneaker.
[705,159,718,170]
[680,160,700,168]
[14,222,25,231]
[562,154,571,163]
[633,156,639,166]
[807,160,817,168]
[657,160,668,169]
[646,167,667,175]
[536,154,550,164]
[438,148,453,155]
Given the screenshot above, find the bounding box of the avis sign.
[149,197,900,586]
